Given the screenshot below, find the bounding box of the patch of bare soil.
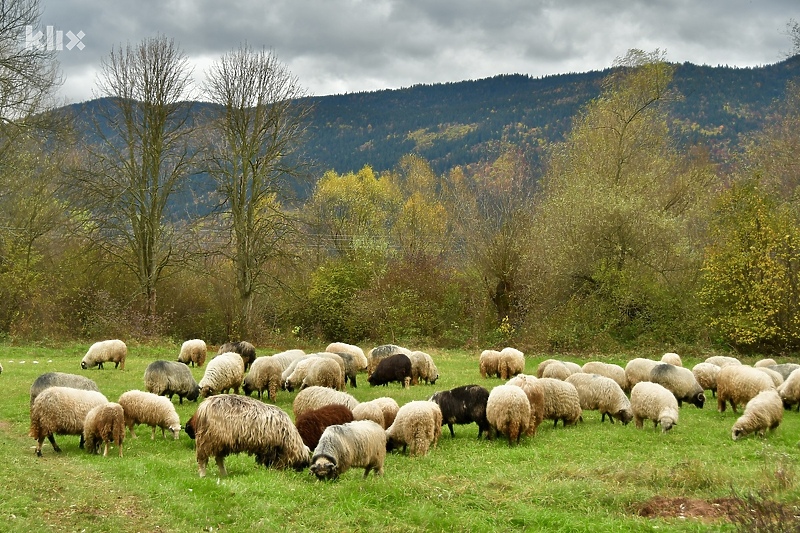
[637,496,742,523]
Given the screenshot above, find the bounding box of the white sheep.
[194,395,310,477]
[486,384,531,445]
[630,382,679,433]
[369,396,400,428]
[81,339,127,370]
[538,377,583,428]
[705,355,742,368]
[29,386,109,456]
[284,356,337,392]
[325,342,368,373]
[777,368,800,411]
[243,356,284,401]
[198,352,245,398]
[506,374,545,436]
[30,372,100,407]
[498,347,525,379]
[754,358,778,368]
[301,357,346,391]
[83,402,126,457]
[117,390,181,440]
[755,367,784,388]
[352,401,389,428]
[310,420,387,480]
[717,365,775,413]
[565,373,632,424]
[385,400,442,457]
[649,363,706,408]
[624,358,659,389]
[581,361,629,392]
[293,386,360,419]
[269,349,307,371]
[660,352,683,367]
[409,351,439,385]
[540,360,571,380]
[692,362,721,398]
[177,339,207,367]
[479,349,501,378]
[732,389,783,440]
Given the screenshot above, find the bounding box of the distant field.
[1,343,798,532]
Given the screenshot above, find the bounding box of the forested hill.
[66,55,800,184]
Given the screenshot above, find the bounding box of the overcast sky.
[33,0,798,105]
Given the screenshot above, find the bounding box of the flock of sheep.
[23,338,800,480]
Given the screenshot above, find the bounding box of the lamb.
[81,339,127,370]
[731,389,783,440]
[366,344,412,375]
[29,371,100,407]
[177,339,207,367]
[486,384,530,445]
[198,352,245,398]
[660,352,683,367]
[217,340,257,371]
[409,351,439,385]
[777,368,800,411]
[767,363,800,380]
[242,356,284,401]
[649,363,706,408]
[506,374,545,436]
[630,381,680,433]
[565,373,633,424]
[293,386,360,419]
[29,386,109,456]
[310,420,387,480]
[144,360,200,404]
[498,347,525,379]
[294,403,355,450]
[429,384,491,438]
[117,390,182,440]
[581,361,629,392]
[754,358,778,368]
[83,402,125,457]
[301,357,346,391]
[368,353,412,388]
[385,401,443,456]
[692,362,721,398]
[717,365,775,413]
[624,358,659,389]
[193,394,310,477]
[537,378,583,428]
[705,355,742,368]
[479,349,501,378]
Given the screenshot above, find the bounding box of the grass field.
[1,342,799,532]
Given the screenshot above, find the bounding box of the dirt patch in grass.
[637,496,742,523]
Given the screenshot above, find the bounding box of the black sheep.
[367,353,412,387]
[429,385,491,438]
[217,341,257,371]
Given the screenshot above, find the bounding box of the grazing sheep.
[479,349,502,378]
[293,386,360,419]
[283,355,328,391]
[767,363,800,380]
[29,386,109,456]
[732,389,784,440]
[581,362,629,393]
[30,372,100,407]
[755,367,784,388]
[269,349,307,371]
[429,384,491,439]
[295,404,355,450]
[630,382,680,433]
[118,390,182,440]
[565,373,633,424]
[194,395,310,477]
[369,397,400,428]
[184,411,198,440]
[178,339,207,367]
[144,360,200,404]
[538,378,583,428]
[536,359,561,378]
[661,352,683,367]
[368,353,412,388]
[541,360,571,380]
[326,342,368,377]
[198,352,245,398]
[83,402,125,457]
[310,420,387,480]
[327,351,360,388]
[81,339,127,370]
[410,351,439,385]
[754,358,778,368]
[243,356,284,401]
[717,365,775,413]
[352,401,387,427]
[506,374,545,436]
[705,355,742,368]
[292,357,345,392]
[385,401,443,457]
[649,363,706,408]
[777,368,800,411]
[692,362,721,398]
[624,358,659,389]
[217,341,257,371]
[366,344,412,375]
[486,385,531,445]
[498,347,525,379]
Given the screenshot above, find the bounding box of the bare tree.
[71,36,195,318]
[203,44,311,337]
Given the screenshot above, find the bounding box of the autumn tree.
[70,36,195,319]
[203,44,311,338]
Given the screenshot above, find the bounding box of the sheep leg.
[215,456,227,477]
[153,426,158,440]
[102,442,109,457]
[79,434,85,449]
[197,458,208,478]
[362,465,372,478]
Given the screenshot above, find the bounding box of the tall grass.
[1,343,799,532]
